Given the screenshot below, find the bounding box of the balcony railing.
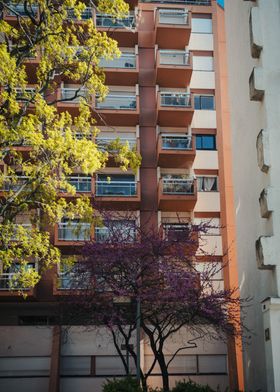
[160,93,192,107]
[0,273,30,291]
[96,14,136,29]
[58,223,91,241]
[163,223,191,241]
[96,181,137,197]
[96,95,137,110]
[96,137,136,151]
[67,7,93,20]
[6,3,38,16]
[95,225,136,243]
[67,176,92,193]
[1,176,29,191]
[162,178,195,194]
[57,271,90,290]
[99,53,136,69]
[11,223,32,241]
[143,0,210,4]
[61,88,88,103]
[159,50,190,66]
[158,9,189,25]
[162,135,192,150]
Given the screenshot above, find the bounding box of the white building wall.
[225,0,280,391]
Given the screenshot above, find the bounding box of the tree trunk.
[157,353,170,392]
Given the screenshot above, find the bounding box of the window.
[193,56,214,71]
[192,17,212,34]
[194,95,215,110]
[196,134,216,150]
[197,176,218,192]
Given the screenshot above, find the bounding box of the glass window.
[194,95,215,110]
[193,56,214,71]
[197,176,218,192]
[192,17,212,34]
[196,135,216,150]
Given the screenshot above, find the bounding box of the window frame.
[196,134,216,151]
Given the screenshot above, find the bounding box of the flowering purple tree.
[63,214,246,392]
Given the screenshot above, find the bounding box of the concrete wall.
[225,0,280,390]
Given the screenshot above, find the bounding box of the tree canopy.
[0,0,140,288]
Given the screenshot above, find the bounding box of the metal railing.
[160,93,192,107]
[99,53,136,69]
[67,177,92,193]
[96,14,136,29]
[96,181,137,197]
[162,178,195,194]
[158,9,189,25]
[58,223,91,241]
[15,88,36,102]
[95,225,136,243]
[61,88,88,103]
[6,3,38,16]
[0,273,30,291]
[96,137,136,151]
[1,176,30,191]
[67,7,93,20]
[159,50,190,66]
[96,95,137,110]
[162,135,192,150]
[143,0,211,4]
[57,272,90,290]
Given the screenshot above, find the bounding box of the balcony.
[157,92,194,127]
[158,177,197,211]
[95,92,139,126]
[0,262,36,297]
[55,270,90,293]
[155,9,191,50]
[95,222,136,243]
[55,222,91,245]
[156,50,192,88]
[96,12,138,46]
[99,50,139,85]
[95,176,140,209]
[96,136,139,166]
[56,87,89,115]
[157,134,196,168]
[4,3,38,23]
[0,176,29,193]
[66,7,93,21]
[67,176,92,194]
[142,0,210,4]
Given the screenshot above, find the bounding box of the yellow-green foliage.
[0,0,140,291]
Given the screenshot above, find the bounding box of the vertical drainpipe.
[48,325,61,392]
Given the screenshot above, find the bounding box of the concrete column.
[48,325,61,392]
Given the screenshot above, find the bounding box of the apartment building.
[225,0,280,391]
[0,1,243,391]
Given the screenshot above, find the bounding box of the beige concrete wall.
[194,151,219,170]
[190,71,215,90]
[189,34,214,51]
[195,192,220,212]
[191,110,217,129]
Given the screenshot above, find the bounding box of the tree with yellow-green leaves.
[0,0,141,290]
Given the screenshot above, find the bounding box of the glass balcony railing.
[96,181,137,197]
[58,223,91,241]
[0,273,30,290]
[95,224,136,243]
[158,9,189,25]
[67,7,93,20]
[11,224,32,241]
[96,94,137,110]
[99,53,136,69]
[159,50,190,66]
[67,176,92,193]
[61,88,88,103]
[96,14,136,29]
[142,0,210,5]
[160,93,192,107]
[162,135,192,150]
[57,271,90,290]
[1,176,29,191]
[163,223,191,241]
[162,178,195,194]
[6,3,38,16]
[96,137,136,151]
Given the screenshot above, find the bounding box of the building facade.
[225,0,280,391]
[0,1,243,391]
